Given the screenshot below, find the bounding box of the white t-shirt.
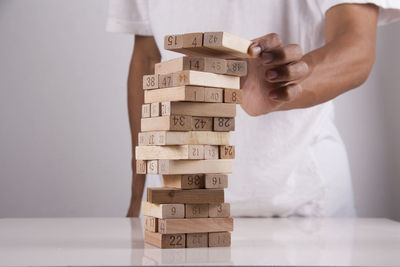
[106,0,400,217]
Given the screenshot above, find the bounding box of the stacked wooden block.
[136,32,251,249]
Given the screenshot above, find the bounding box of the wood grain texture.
[136,145,204,160]
[160,102,236,117]
[173,70,240,89]
[144,231,185,249]
[144,86,205,103]
[141,202,184,219]
[141,115,191,132]
[138,131,230,146]
[158,159,233,174]
[158,217,234,234]
[147,188,224,204]
[213,117,235,132]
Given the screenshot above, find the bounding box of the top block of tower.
[164,32,253,59]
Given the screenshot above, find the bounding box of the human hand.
[241,33,311,116]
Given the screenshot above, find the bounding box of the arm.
[241,4,378,116]
[126,35,161,217]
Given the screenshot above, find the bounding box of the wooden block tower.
[136,32,252,248]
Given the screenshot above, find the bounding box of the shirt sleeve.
[318,0,400,25]
[105,0,153,35]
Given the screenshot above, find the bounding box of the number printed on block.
[226,60,247,76]
[205,174,228,189]
[213,117,235,131]
[192,116,213,131]
[147,160,158,174]
[209,203,230,217]
[161,101,171,116]
[182,32,203,48]
[183,174,205,189]
[142,104,150,118]
[164,34,183,50]
[144,216,158,232]
[219,145,235,159]
[150,102,160,117]
[186,233,208,248]
[224,88,243,104]
[136,160,147,174]
[188,145,204,159]
[171,115,191,131]
[208,232,231,247]
[159,74,174,88]
[204,145,219,159]
[143,74,159,89]
[185,204,209,218]
[204,87,223,102]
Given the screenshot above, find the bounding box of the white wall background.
[0,0,399,220]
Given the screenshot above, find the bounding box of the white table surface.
[0,217,399,266]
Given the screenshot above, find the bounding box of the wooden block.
[160,102,236,117]
[144,216,158,232]
[224,88,243,104]
[141,115,191,132]
[142,104,151,118]
[186,233,208,248]
[158,73,174,88]
[226,60,247,76]
[144,86,205,103]
[205,174,228,189]
[203,32,252,57]
[219,145,235,159]
[164,34,183,50]
[158,217,233,234]
[141,202,185,219]
[136,145,204,160]
[137,131,230,146]
[150,102,160,117]
[136,160,147,174]
[204,87,223,102]
[162,174,205,189]
[213,117,235,132]
[208,232,231,247]
[209,203,230,218]
[204,145,219,160]
[191,116,213,131]
[185,204,209,218]
[145,231,185,249]
[147,188,224,204]
[182,32,203,48]
[204,58,228,74]
[143,74,159,90]
[147,160,158,174]
[172,70,240,89]
[158,159,233,174]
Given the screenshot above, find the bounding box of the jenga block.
[226,60,247,76]
[204,145,219,160]
[162,174,205,189]
[208,232,231,247]
[160,102,236,117]
[204,87,223,102]
[143,74,159,89]
[213,117,235,132]
[205,174,228,189]
[147,160,158,174]
[136,160,147,174]
[141,202,185,219]
[141,115,191,132]
[164,34,183,50]
[191,116,213,131]
[147,188,224,204]
[172,70,240,89]
[142,104,151,118]
[158,159,233,174]
[138,131,230,146]
[203,32,252,58]
[182,32,203,48]
[150,102,160,117]
[158,217,233,234]
[144,216,158,232]
[145,231,185,249]
[204,58,228,74]
[185,204,209,218]
[224,88,243,104]
[186,233,208,248]
[136,145,204,160]
[158,73,174,88]
[209,203,230,218]
[144,86,205,103]
[219,145,235,159]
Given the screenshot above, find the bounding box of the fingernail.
[262,52,274,63]
[267,70,278,80]
[250,45,261,56]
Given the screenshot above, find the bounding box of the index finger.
[248,33,282,57]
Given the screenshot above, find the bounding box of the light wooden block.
[191,116,213,131]
[147,160,158,174]
[141,116,191,132]
[142,104,151,118]
[226,60,247,76]
[147,188,224,204]
[150,102,160,117]
[158,73,174,88]
[144,216,158,232]
[205,174,228,189]
[186,233,208,248]
[144,86,205,103]
[185,204,209,218]
[213,117,235,132]
[136,160,147,174]
[208,232,231,247]
[224,88,243,104]
[145,231,185,249]
[160,102,236,117]
[136,145,204,160]
[209,203,230,218]
[138,131,230,146]
[158,217,234,234]
[158,159,233,174]
[172,70,240,89]
[182,32,203,48]
[143,74,159,90]
[219,145,235,159]
[204,145,219,160]
[162,174,205,189]
[141,202,184,219]
[203,32,252,57]
[204,87,223,102]
[164,34,183,50]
